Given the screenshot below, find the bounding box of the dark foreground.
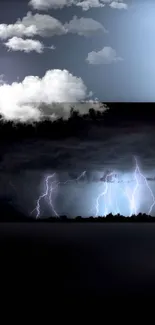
[1,222,155,298]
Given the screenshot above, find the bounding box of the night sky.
[0,104,155,218]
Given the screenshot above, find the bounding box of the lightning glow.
[134,156,155,215]
[95,172,115,217]
[30,173,57,218]
[30,158,155,219]
[31,171,86,218]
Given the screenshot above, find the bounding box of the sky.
[1,0,155,218]
[0,0,155,123]
[1,111,155,218]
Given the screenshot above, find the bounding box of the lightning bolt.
[134,157,155,215]
[30,173,57,219]
[30,162,155,219]
[114,183,120,215]
[129,158,140,216]
[122,157,155,216]
[48,181,59,218]
[94,159,155,218]
[95,172,115,217]
[31,171,86,219]
[60,171,86,186]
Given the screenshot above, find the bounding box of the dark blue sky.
[0,0,154,106]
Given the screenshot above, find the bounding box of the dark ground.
[1,223,155,298]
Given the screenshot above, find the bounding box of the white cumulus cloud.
[4,37,45,53]
[29,0,74,10]
[0,12,66,40]
[28,0,127,10]
[0,12,105,40]
[0,23,37,40]
[0,69,108,123]
[76,0,128,10]
[64,15,107,36]
[86,46,124,64]
[109,1,128,9]
[76,0,105,11]
[18,11,67,37]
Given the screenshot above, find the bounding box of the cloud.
[28,0,105,10]
[28,0,128,11]
[1,129,155,217]
[1,128,154,174]
[29,0,74,10]
[0,74,6,85]
[0,23,37,40]
[86,46,123,64]
[4,37,45,53]
[109,1,128,9]
[77,0,127,11]
[0,69,108,123]
[75,0,105,11]
[0,12,105,41]
[18,11,67,37]
[4,36,56,54]
[64,16,107,36]
[47,44,56,50]
[0,12,66,40]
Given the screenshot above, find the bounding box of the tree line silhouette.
[0,199,155,222]
[1,103,155,144]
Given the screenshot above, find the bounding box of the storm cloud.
[0,123,155,217]
[1,126,155,173]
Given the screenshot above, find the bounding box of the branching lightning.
[30,159,155,219]
[133,156,155,215]
[95,172,115,217]
[31,171,86,219]
[30,173,56,218]
[122,157,155,216]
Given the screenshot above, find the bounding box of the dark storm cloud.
[1,123,155,217]
[1,125,155,175]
